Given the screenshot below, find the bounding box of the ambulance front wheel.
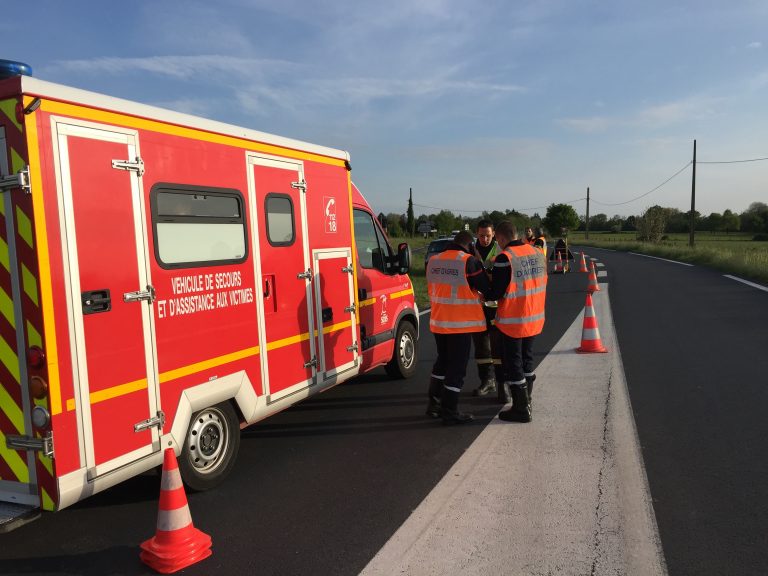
[179,401,241,492]
[385,320,418,379]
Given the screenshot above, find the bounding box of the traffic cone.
[586,260,600,292]
[576,293,607,353]
[140,448,212,574]
[554,251,563,273]
[579,252,588,273]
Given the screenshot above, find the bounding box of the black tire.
[385,320,418,379]
[178,401,240,492]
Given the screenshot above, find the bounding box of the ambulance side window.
[150,184,247,269]
[353,209,392,273]
[265,194,295,246]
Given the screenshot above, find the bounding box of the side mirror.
[397,242,410,274]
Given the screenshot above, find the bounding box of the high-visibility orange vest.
[495,244,548,338]
[427,249,486,334]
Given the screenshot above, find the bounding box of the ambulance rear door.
[53,119,160,479]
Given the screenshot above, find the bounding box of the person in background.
[532,226,547,259]
[470,220,504,399]
[426,231,490,425]
[524,227,535,245]
[489,221,548,423]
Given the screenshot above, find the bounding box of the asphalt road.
[2,250,765,576]
[0,269,586,576]
[580,247,768,576]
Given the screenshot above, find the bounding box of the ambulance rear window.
[150,184,248,269]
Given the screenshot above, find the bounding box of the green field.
[393,231,768,310]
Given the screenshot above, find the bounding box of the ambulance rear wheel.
[385,320,417,379]
[179,401,240,492]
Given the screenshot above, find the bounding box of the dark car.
[424,238,453,267]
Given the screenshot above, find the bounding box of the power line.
[590,161,692,207]
[410,151,765,216]
[698,156,768,164]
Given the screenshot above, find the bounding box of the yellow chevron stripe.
[0,235,8,272]
[0,429,29,482]
[0,334,20,384]
[0,382,23,432]
[41,487,55,511]
[21,263,38,306]
[0,99,22,132]
[0,286,15,329]
[15,206,33,249]
[38,452,53,476]
[11,148,24,174]
[26,320,41,348]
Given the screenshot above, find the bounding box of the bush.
[753,234,768,242]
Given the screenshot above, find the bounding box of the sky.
[3,0,767,218]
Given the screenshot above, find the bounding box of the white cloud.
[747,41,762,49]
[49,55,295,80]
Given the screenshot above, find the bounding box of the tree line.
[379,201,768,241]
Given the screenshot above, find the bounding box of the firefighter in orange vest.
[488,221,548,423]
[426,230,490,424]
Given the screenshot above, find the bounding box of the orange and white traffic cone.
[586,260,600,292]
[579,252,588,273]
[140,448,212,574]
[554,251,563,273]
[576,293,607,353]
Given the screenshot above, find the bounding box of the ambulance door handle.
[297,270,312,280]
[82,289,112,315]
[123,285,156,304]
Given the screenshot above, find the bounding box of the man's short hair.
[534,227,545,238]
[476,219,494,231]
[495,221,517,240]
[453,230,474,249]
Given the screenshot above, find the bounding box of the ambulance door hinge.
[134,411,165,433]
[303,356,318,369]
[344,304,356,313]
[297,269,312,281]
[6,431,54,458]
[341,265,353,274]
[291,179,307,192]
[346,344,359,352]
[0,166,31,194]
[112,157,145,176]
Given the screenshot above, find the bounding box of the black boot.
[497,380,512,404]
[526,374,536,401]
[472,377,496,397]
[441,387,474,425]
[499,383,531,423]
[425,376,443,418]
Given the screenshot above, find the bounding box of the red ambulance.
[0,62,418,530]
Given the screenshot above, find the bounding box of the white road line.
[418,308,431,317]
[629,252,694,267]
[598,270,608,278]
[723,275,768,293]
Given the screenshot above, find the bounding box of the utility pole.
[689,140,697,247]
[585,187,590,240]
